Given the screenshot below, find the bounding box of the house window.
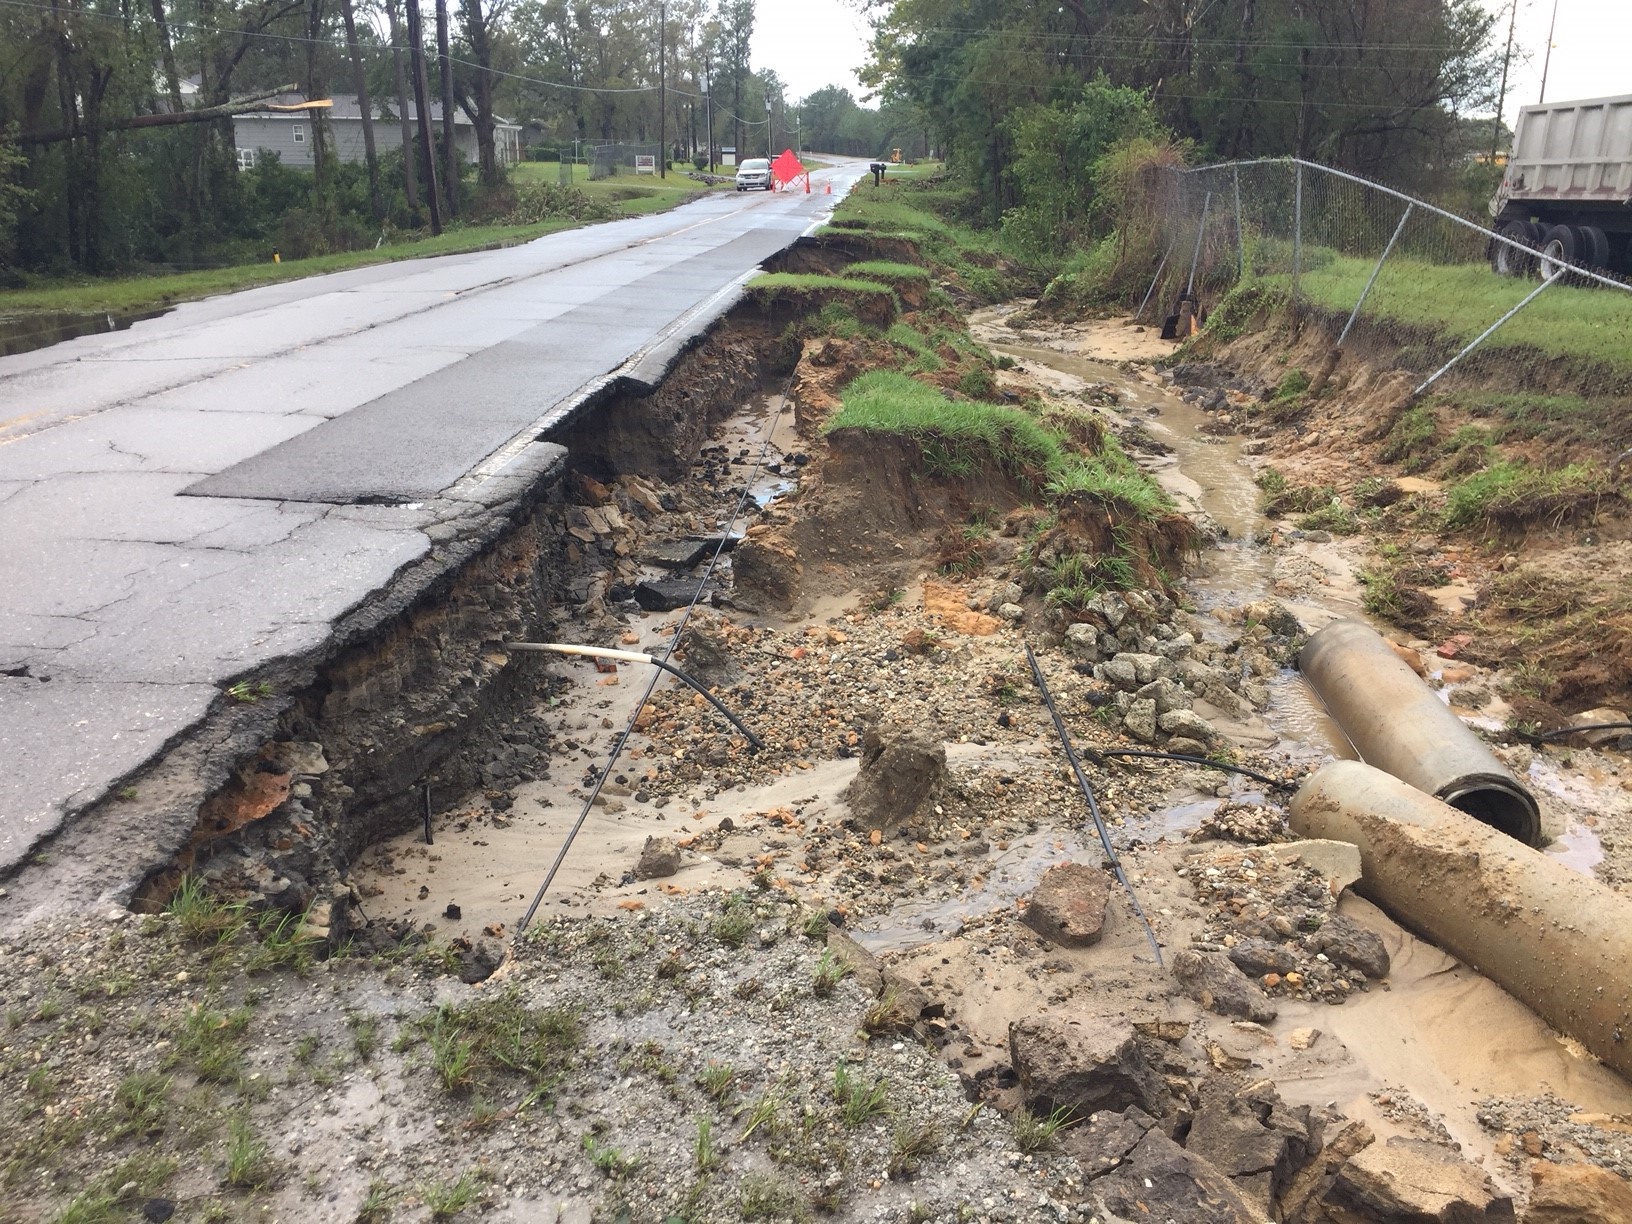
[237,147,257,170]
[292,124,305,144]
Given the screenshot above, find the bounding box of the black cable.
[1024,642,1164,966]
[1513,721,1632,744]
[1098,748,1299,791]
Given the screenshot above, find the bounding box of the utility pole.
[766,95,772,158]
[703,54,714,173]
[658,3,666,178]
[388,4,420,221]
[1492,0,1519,161]
[405,0,442,233]
[436,0,459,217]
[1539,0,1560,103]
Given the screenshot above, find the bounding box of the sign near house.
[635,154,656,175]
[721,146,736,167]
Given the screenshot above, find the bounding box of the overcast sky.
[753,0,1628,117]
[1480,0,1627,122]
[751,0,873,104]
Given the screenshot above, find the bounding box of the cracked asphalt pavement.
[0,162,867,882]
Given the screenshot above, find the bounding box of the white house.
[232,93,522,171]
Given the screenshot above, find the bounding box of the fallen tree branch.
[19,85,304,146]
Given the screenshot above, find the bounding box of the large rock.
[1093,1129,1265,1224]
[1227,938,1298,978]
[634,577,718,612]
[1308,914,1390,979]
[842,722,946,832]
[1123,697,1160,743]
[1159,708,1220,742]
[1526,1161,1632,1223]
[1008,1015,1164,1120]
[732,527,801,610]
[1172,950,1278,1023]
[1326,1137,1514,1221]
[1060,1106,1157,1177]
[675,618,744,689]
[1023,862,1110,948]
[1185,1077,1321,1215]
[635,836,681,879]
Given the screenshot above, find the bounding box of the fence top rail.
[1174,156,1632,295]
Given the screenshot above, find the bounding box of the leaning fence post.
[1291,161,1304,329]
[1232,167,1245,282]
[1136,242,1174,322]
[1186,191,1213,298]
[1412,270,1559,399]
[1309,202,1415,397]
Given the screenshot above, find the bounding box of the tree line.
[0,0,924,277]
[863,0,1503,248]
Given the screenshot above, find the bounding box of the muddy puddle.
[353,306,1632,1198]
[0,305,174,357]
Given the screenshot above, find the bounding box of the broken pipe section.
[1300,618,1541,846]
[1291,760,1632,1081]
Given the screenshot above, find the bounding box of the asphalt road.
[0,161,867,883]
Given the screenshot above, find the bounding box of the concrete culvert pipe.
[1299,618,1541,846]
[1291,759,1632,1081]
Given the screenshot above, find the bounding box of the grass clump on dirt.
[1443,460,1611,532]
[826,370,1065,479]
[1380,404,1439,471]
[411,990,581,1103]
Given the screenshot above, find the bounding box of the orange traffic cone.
[805,175,811,193]
[824,182,831,194]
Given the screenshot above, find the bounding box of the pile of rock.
[1181,842,1390,1007]
[1051,592,1306,749]
[1008,1013,1516,1222]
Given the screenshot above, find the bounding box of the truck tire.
[1577,224,1611,272]
[1538,224,1580,280]
[1490,220,1540,276]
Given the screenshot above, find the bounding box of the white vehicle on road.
[735,158,773,191]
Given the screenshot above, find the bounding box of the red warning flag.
[771,149,805,185]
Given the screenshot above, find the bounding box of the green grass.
[0,220,580,320]
[509,160,716,215]
[2,165,712,321]
[826,371,1174,530]
[1443,459,1609,531]
[414,991,581,1104]
[748,271,894,298]
[842,259,932,283]
[1258,251,1632,371]
[826,369,1063,473]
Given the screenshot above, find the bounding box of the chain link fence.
[1137,159,1632,404]
[587,141,664,181]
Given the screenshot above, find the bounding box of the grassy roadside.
[0,169,721,321]
[1260,251,1632,371]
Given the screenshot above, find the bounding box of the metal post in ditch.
[1291,161,1304,315]
[1232,167,1245,282]
[1337,203,1413,349]
[1136,242,1173,322]
[1413,269,1559,398]
[1186,191,1213,298]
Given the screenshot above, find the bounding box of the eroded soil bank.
[6,248,1632,1222]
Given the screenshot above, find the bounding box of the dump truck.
[1488,92,1632,277]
